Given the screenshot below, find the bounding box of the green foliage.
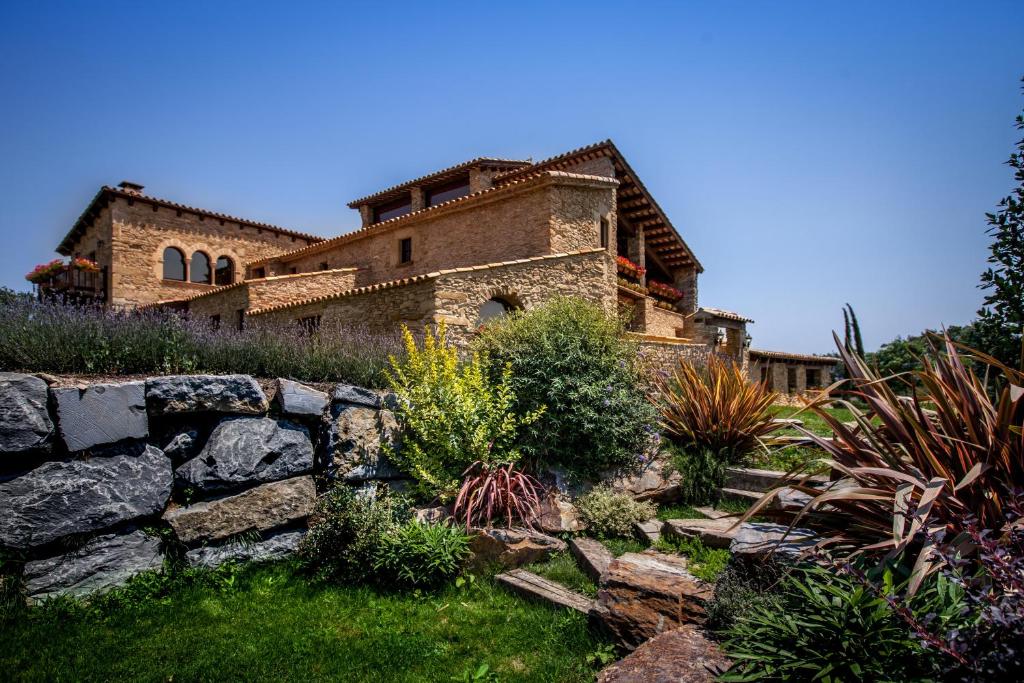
[974,81,1024,369]
[575,485,656,539]
[525,551,598,597]
[666,443,729,506]
[706,561,784,632]
[474,297,658,477]
[298,484,409,583]
[1,563,607,682]
[843,303,865,358]
[386,323,543,499]
[374,520,471,588]
[652,535,730,583]
[720,564,942,682]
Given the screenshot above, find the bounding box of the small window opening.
[190,251,211,284]
[373,195,412,223]
[399,237,413,264]
[600,217,610,249]
[162,247,186,281]
[215,256,234,285]
[210,314,221,330]
[319,262,329,271]
[298,315,321,334]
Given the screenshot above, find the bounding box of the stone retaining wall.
[0,372,403,603]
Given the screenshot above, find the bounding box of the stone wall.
[632,337,714,377]
[60,197,319,307]
[255,173,618,291]
[186,269,360,323]
[641,300,690,339]
[0,372,402,603]
[749,358,836,397]
[247,250,615,346]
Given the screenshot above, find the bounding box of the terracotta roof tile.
[750,349,841,364]
[347,157,531,207]
[695,307,755,324]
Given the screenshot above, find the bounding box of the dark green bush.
[665,443,730,506]
[374,521,471,588]
[474,297,657,477]
[720,563,953,682]
[298,485,409,583]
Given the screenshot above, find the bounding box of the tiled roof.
[347,157,531,207]
[247,170,619,267]
[168,267,361,304]
[750,349,841,364]
[247,248,607,317]
[57,186,325,256]
[495,140,704,273]
[695,307,754,324]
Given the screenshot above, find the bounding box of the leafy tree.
[973,79,1024,368]
[842,303,865,357]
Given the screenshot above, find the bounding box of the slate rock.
[610,453,683,503]
[597,626,731,682]
[185,529,306,568]
[162,429,199,463]
[52,381,148,451]
[176,417,313,493]
[729,522,817,561]
[163,475,316,545]
[326,404,402,481]
[145,375,268,416]
[591,550,713,649]
[331,383,381,408]
[535,492,583,534]
[275,379,329,417]
[468,528,567,570]
[0,372,54,455]
[23,530,163,603]
[663,517,738,549]
[569,537,614,582]
[0,443,172,550]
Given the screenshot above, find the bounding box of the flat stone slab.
[695,507,732,520]
[53,381,148,452]
[725,466,829,493]
[164,475,316,545]
[0,372,54,455]
[186,529,306,568]
[633,519,663,543]
[175,417,314,493]
[597,626,731,682]
[0,442,172,550]
[331,383,381,408]
[770,418,804,427]
[146,375,268,416]
[469,527,567,570]
[592,550,712,649]
[23,530,163,603]
[569,537,613,582]
[718,487,761,505]
[729,522,818,560]
[663,518,738,549]
[275,379,329,417]
[495,569,593,613]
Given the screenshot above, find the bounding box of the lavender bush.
[0,296,401,387]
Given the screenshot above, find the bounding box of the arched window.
[162,247,186,281]
[190,251,211,284]
[214,256,234,285]
[478,297,515,326]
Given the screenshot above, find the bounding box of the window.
[319,262,329,271]
[289,266,298,275]
[252,267,266,279]
[426,176,470,206]
[235,309,245,331]
[214,256,234,285]
[806,368,820,388]
[373,195,412,223]
[162,247,186,281]
[190,251,211,284]
[600,217,610,249]
[477,298,515,326]
[298,315,321,334]
[399,237,413,264]
[787,367,798,393]
[210,314,221,330]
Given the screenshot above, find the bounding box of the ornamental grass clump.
[744,333,1024,593]
[576,485,656,539]
[453,461,543,530]
[385,322,543,500]
[654,352,782,458]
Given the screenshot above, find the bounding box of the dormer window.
[373,195,412,223]
[426,175,471,207]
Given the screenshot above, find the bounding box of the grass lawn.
[769,404,856,436]
[1,562,607,683]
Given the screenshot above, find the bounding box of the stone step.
[662,518,737,549]
[569,537,613,583]
[771,417,804,427]
[633,519,663,543]
[725,466,829,493]
[495,569,593,613]
[717,487,761,506]
[695,506,732,520]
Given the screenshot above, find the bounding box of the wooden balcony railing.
[35,266,106,303]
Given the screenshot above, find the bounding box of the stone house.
[748,350,840,397]
[40,140,810,373]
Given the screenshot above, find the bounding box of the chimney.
[118,180,145,195]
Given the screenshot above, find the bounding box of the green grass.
[601,538,647,557]
[1,563,608,682]
[656,499,749,521]
[769,405,855,437]
[525,552,597,597]
[652,536,731,583]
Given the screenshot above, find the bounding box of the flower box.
[616,256,645,281]
[647,280,685,303]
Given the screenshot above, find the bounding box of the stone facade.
[748,350,839,397]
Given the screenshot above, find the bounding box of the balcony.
[29,262,106,303]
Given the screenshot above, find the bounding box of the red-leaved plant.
[453,461,543,530]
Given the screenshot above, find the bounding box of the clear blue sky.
[1,2,1020,354]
